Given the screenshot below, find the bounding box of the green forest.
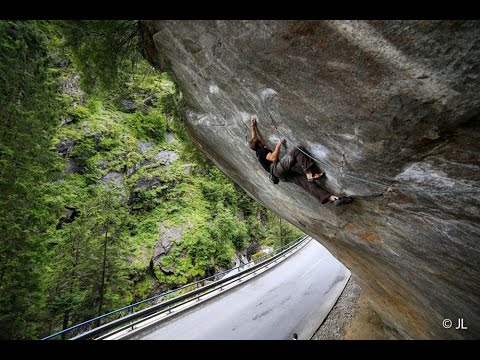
[0,20,302,339]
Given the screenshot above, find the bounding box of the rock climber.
[248,115,353,206]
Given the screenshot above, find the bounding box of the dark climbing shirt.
[256,146,273,173]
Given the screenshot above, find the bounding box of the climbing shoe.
[334,196,353,206]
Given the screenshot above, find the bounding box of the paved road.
[127,238,350,340]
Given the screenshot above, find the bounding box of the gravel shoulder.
[311,277,394,340]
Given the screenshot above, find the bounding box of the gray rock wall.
[140,20,480,339]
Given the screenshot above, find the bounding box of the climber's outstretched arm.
[250,116,258,140]
[251,115,267,147]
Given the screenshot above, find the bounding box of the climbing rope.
[243,122,250,144]
[265,115,480,196]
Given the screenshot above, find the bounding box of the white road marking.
[301,257,326,278]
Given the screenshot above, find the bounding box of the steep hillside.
[43,60,302,337]
[0,20,302,339]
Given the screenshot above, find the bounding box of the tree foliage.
[0,20,63,340]
[54,20,141,96]
[210,203,249,251]
[0,20,303,340]
[44,187,129,336]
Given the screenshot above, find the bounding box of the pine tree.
[89,187,129,319]
[0,20,63,339]
[45,187,129,337]
[45,218,92,338]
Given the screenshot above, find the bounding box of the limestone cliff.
[140,20,480,339]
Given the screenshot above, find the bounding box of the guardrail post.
[130,306,134,330]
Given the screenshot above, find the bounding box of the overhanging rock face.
[141,20,480,339]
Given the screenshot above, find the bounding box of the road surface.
[126,238,350,340]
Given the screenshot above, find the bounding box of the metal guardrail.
[42,234,309,340]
